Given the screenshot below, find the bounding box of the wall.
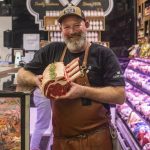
[0,16,12,62]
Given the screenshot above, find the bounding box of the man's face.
[60,15,88,53]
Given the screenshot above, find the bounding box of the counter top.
[0,65,33,94]
[0,64,20,78]
[0,65,20,92]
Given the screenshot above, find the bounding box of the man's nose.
[69,27,76,34]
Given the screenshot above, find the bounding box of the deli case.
[0,65,30,150]
[116,58,150,150]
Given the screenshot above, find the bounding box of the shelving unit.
[116,58,150,150]
[43,9,109,47]
[137,0,150,43]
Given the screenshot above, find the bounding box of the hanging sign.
[26,0,114,30]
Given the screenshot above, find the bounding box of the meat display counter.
[0,65,30,150]
[116,58,150,150]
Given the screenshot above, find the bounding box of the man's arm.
[17,68,40,87]
[56,82,125,105]
[83,85,125,105]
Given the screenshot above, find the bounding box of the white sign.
[23,34,40,51]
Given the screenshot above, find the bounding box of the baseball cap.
[58,4,85,23]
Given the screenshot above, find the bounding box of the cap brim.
[58,14,85,23]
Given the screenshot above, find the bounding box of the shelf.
[126,99,150,127]
[138,0,147,5]
[118,58,150,150]
[144,15,150,20]
[137,36,144,39]
[127,66,150,76]
[135,57,150,64]
[137,0,150,44]
[126,78,150,96]
[137,26,144,29]
[116,112,142,150]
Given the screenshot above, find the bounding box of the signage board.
[27,0,114,30]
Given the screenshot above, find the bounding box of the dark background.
[0,0,137,57]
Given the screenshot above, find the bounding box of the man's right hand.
[34,75,43,89]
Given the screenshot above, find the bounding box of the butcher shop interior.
[0,0,150,150]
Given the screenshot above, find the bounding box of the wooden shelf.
[43,10,106,43]
[137,0,150,44]
[138,0,147,5]
[144,15,150,20]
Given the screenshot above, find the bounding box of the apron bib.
[52,43,113,150]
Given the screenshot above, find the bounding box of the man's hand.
[34,75,43,89]
[55,82,85,100]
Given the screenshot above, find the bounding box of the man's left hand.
[55,82,85,100]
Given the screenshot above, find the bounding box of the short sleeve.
[24,42,65,75]
[101,48,125,86]
[24,45,50,75]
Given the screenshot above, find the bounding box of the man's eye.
[75,24,80,27]
[64,26,70,29]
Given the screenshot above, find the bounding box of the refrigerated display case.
[0,66,30,150]
[116,58,150,150]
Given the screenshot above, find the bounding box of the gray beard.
[62,33,86,53]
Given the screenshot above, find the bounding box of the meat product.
[41,60,82,100]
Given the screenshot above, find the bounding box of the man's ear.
[85,20,89,28]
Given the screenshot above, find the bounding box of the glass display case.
[116,58,150,150]
[0,67,30,150]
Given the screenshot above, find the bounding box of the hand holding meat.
[55,82,85,100]
[34,75,43,89]
[41,58,82,100]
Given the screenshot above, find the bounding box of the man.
[17,4,125,150]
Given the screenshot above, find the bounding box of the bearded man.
[17,4,125,150]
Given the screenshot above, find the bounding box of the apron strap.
[60,46,67,62]
[60,42,91,67]
[82,42,91,67]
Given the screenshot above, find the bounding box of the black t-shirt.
[24,42,125,109]
[24,42,125,87]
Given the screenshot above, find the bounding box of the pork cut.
[41,62,71,100]
[41,58,82,100]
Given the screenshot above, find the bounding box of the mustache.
[68,33,81,39]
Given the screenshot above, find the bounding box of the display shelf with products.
[127,59,150,75]
[125,83,150,126]
[145,0,150,16]
[117,103,150,150]
[43,7,107,45]
[124,59,150,95]
[135,57,150,63]
[116,58,150,150]
[116,111,142,150]
[137,0,150,43]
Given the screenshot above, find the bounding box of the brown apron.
[51,44,113,150]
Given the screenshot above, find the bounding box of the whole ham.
[41,58,81,100]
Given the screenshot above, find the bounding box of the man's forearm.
[82,86,125,105]
[17,68,37,87]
